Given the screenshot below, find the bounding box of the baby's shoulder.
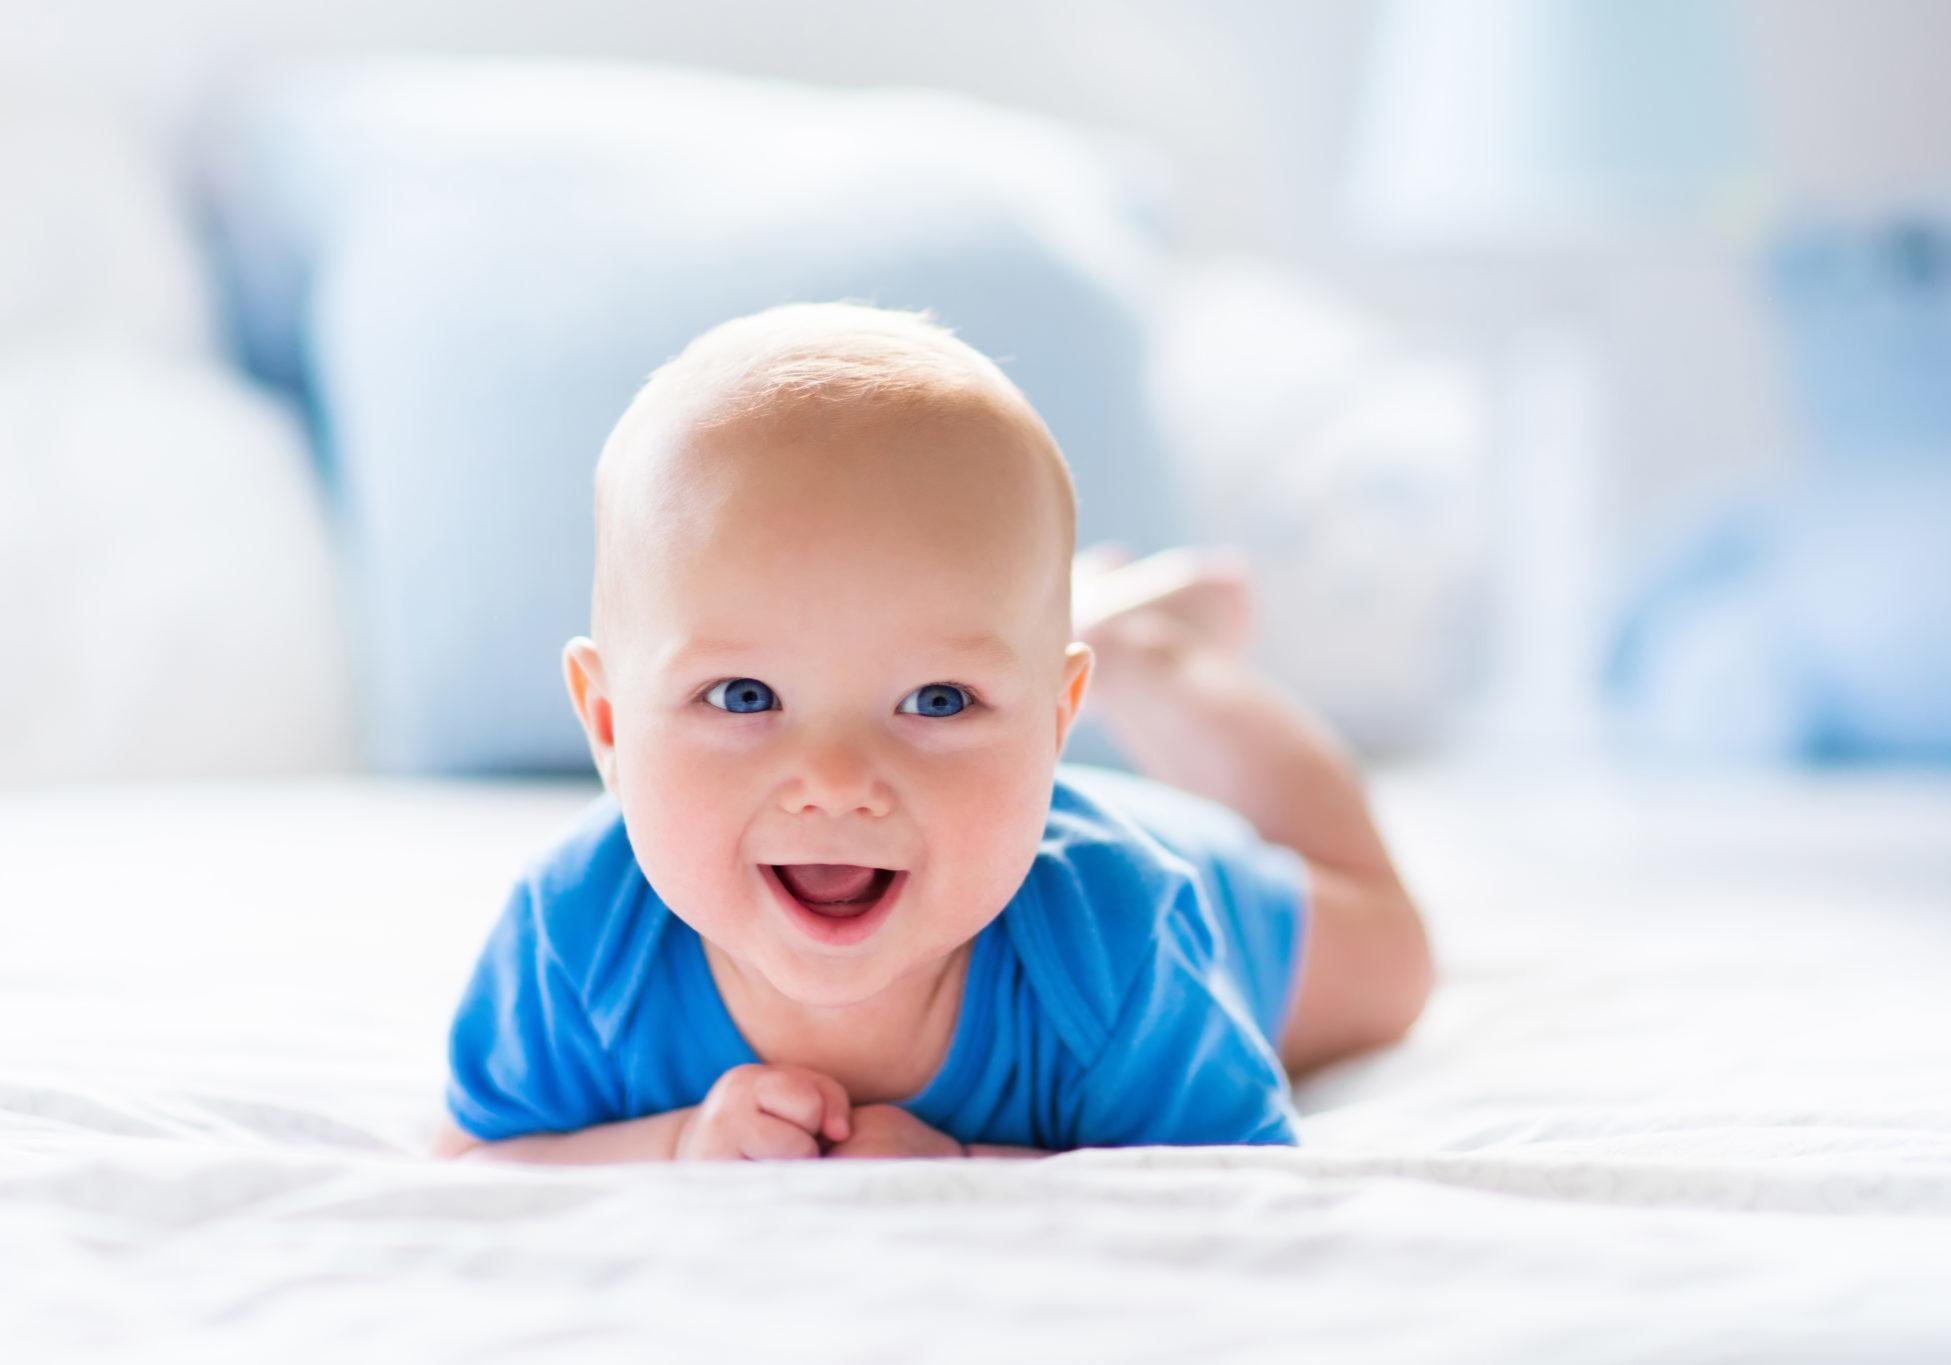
[511,797,673,1030]
[1001,769,1224,1061]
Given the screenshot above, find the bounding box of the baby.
[433,303,1430,1161]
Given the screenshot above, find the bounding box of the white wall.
[1,0,1309,253]
[6,0,1948,542]
[9,0,1947,257]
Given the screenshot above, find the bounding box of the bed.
[5,767,1947,1361]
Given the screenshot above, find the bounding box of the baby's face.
[574,398,1089,1009]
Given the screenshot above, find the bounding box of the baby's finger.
[751,1068,838,1138]
[809,1072,852,1144]
[738,1111,824,1161]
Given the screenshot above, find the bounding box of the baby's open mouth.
[772,864,898,919]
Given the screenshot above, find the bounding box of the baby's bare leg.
[1074,548,1432,1073]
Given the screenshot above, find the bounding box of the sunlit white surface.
[4,769,1949,1358]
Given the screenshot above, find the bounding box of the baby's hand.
[825,1103,966,1159]
[676,1064,852,1160]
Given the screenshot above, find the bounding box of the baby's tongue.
[777,863,879,905]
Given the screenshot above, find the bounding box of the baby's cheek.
[615,736,748,893]
[924,740,1053,893]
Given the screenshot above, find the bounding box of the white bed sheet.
[4,769,1949,1361]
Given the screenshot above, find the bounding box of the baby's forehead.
[625,323,1033,455]
[603,380,1047,529]
[590,305,1076,630]
[601,331,1067,525]
[629,385,1062,555]
[594,402,1074,655]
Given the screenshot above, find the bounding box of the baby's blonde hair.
[592,303,1076,634]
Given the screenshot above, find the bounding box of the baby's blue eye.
[898,684,971,717]
[705,678,777,713]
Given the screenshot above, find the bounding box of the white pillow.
[0,91,353,783]
[0,90,212,354]
[0,343,355,783]
[1153,261,1490,754]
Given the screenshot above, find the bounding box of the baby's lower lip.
[762,865,907,946]
[774,863,893,914]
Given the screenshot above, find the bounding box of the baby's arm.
[433,1064,851,1163]
[434,1075,1019,1162]
[432,1109,694,1163]
[819,1105,1042,1159]
[1077,549,1433,1075]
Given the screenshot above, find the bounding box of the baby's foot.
[1073,545,1257,663]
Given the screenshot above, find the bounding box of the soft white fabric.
[0,93,355,784]
[4,769,1947,1359]
[0,90,211,354]
[0,344,356,782]
[1153,260,1491,754]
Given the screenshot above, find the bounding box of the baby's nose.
[781,733,893,819]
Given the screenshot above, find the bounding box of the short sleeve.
[1072,882,1302,1148]
[445,879,627,1141]
[1060,766,1309,1042]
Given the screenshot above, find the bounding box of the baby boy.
[433,304,1430,1161]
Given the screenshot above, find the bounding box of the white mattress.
[4,769,1949,1361]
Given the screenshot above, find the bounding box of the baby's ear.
[562,638,619,789]
[1054,642,1094,751]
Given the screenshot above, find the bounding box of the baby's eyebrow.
[655,637,755,672]
[929,634,1020,668]
[654,633,1019,672]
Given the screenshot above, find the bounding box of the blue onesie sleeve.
[446,880,628,1140]
[1006,771,1306,1148]
[445,806,648,1141]
[1070,876,1302,1147]
[1060,765,1310,1044]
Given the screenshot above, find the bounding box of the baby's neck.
[701,940,972,1105]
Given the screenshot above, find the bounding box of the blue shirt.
[446,766,1308,1150]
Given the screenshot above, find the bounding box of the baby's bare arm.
[800,1105,1044,1159]
[433,1063,852,1163]
[1079,551,1433,1074]
[433,1109,695,1163]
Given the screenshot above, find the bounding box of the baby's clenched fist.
[675,1064,852,1160]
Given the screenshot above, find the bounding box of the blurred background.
[3,0,1948,784]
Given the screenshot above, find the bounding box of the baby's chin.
[740,904,984,1009]
[742,945,937,1011]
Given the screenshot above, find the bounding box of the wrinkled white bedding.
[4,770,1949,1361]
